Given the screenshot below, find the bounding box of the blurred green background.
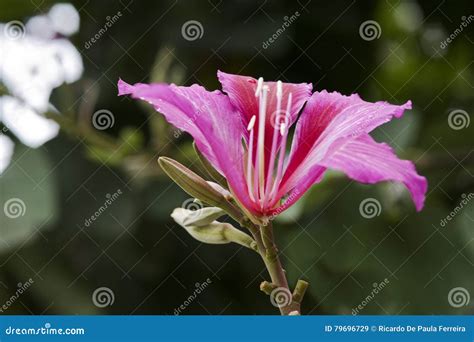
[0,0,473,315]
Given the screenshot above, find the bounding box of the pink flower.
[118,71,427,218]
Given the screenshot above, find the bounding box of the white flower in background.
[0,134,14,174]
[0,3,83,173]
[48,3,80,36]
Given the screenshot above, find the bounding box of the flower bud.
[171,207,257,251]
[158,157,226,207]
[158,156,247,225]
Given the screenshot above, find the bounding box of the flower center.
[246,78,293,211]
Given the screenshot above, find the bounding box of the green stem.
[250,222,304,315]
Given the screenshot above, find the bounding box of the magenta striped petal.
[270,90,425,213]
[118,79,257,212]
[280,90,412,192]
[318,134,427,210]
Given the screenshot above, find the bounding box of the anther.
[247,115,256,131]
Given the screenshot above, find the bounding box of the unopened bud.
[171,207,257,251]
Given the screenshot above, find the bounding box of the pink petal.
[270,90,423,214]
[318,134,427,211]
[281,90,412,192]
[118,79,257,213]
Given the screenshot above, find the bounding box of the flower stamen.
[247,78,292,210]
[246,115,256,201]
[257,85,269,207]
[255,77,264,97]
[264,80,283,206]
[269,92,292,204]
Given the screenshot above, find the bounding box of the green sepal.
[158,156,248,225]
[159,156,226,207]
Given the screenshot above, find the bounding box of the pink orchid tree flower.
[118,71,427,315]
[118,71,427,217]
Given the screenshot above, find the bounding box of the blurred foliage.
[0,0,473,315]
